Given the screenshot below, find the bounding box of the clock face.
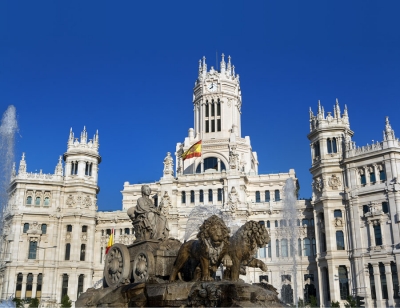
[208,82,217,92]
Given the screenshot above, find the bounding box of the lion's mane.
[197,215,230,248]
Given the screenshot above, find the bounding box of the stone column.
[368,221,375,247]
[384,263,394,306]
[31,274,38,299]
[372,264,383,306]
[213,190,217,205]
[364,167,370,185]
[21,274,27,299]
[195,191,199,205]
[217,159,221,172]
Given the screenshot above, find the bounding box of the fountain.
[76,185,284,307]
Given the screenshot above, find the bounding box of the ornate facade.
[1,56,398,307]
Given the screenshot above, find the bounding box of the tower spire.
[227,55,232,76]
[220,53,226,74]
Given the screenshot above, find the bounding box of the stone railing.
[12,172,63,182]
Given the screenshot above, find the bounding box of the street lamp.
[37,246,57,306]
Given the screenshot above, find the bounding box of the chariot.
[103,239,180,288]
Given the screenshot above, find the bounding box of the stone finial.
[81,126,87,144]
[384,116,395,140]
[232,65,235,77]
[55,155,63,176]
[198,59,202,78]
[335,98,341,118]
[317,100,322,115]
[202,56,207,72]
[309,107,314,119]
[227,55,232,76]
[220,53,226,74]
[18,152,26,174]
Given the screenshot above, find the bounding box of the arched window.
[275,190,280,201]
[298,238,302,256]
[15,273,23,298]
[208,189,213,202]
[338,266,349,299]
[61,274,69,301]
[23,223,29,233]
[258,247,266,258]
[181,191,186,204]
[205,100,209,117]
[312,238,316,255]
[85,162,92,176]
[36,273,43,298]
[26,196,32,205]
[255,191,260,203]
[334,210,342,218]
[41,224,47,234]
[379,263,388,299]
[281,239,288,257]
[199,190,204,203]
[304,238,311,256]
[198,157,226,172]
[71,161,78,175]
[211,100,215,117]
[217,99,221,116]
[265,190,270,202]
[65,243,71,260]
[82,225,87,232]
[276,239,280,257]
[302,219,309,226]
[35,197,41,206]
[336,231,345,250]
[44,197,50,206]
[80,244,86,261]
[382,202,389,213]
[190,190,195,203]
[78,274,84,297]
[217,188,223,201]
[26,273,33,298]
[28,241,37,259]
[327,138,338,154]
[266,221,270,228]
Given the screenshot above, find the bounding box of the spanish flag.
[181,140,202,160]
[105,229,114,254]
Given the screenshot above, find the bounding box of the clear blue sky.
[1,1,400,211]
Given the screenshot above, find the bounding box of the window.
[61,274,68,301]
[334,210,342,218]
[124,228,130,235]
[275,220,278,228]
[276,240,280,257]
[265,190,270,202]
[266,221,270,228]
[275,190,280,201]
[190,190,195,203]
[82,225,87,232]
[336,231,345,250]
[217,99,221,116]
[205,101,209,117]
[181,191,186,204]
[312,238,316,255]
[362,205,369,214]
[78,274,84,297]
[26,196,32,205]
[154,194,158,207]
[302,219,309,226]
[382,202,389,213]
[379,263,388,299]
[313,142,320,158]
[327,138,337,154]
[106,229,111,236]
[217,188,223,201]
[41,224,47,234]
[374,225,382,245]
[338,266,349,300]
[281,239,288,257]
[66,225,72,232]
[28,241,37,259]
[205,120,209,133]
[208,189,213,202]
[26,273,33,298]
[44,197,50,206]
[15,273,23,298]
[100,247,103,263]
[267,244,271,258]
[369,264,376,299]
[217,119,221,132]
[85,162,92,176]
[65,243,71,260]
[202,157,225,172]
[258,247,266,258]
[391,262,399,298]
[199,190,204,203]
[36,273,43,298]
[380,169,386,181]
[310,218,314,226]
[304,238,311,256]
[71,161,78,175]
[298,239,302,256]
[360,174,366,185]
[35,197,41,206]
[80,244,86,261]
[259,275,269,283]
[255,191,260,203]
[23,223,29,233]
[370,171,376,183]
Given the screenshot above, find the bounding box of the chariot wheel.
[103,243,130,288]
[132,249,155,283]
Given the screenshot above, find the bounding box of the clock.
[208,82,217,92]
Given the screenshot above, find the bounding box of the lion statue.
[169,215,232,282]
[224,220,270,281]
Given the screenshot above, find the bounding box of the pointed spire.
[69,127,73,140]
[318,100,321,114]
[202,56,207,73]
[335,98,341,118]
[220,53,226,74]
[309,107,314,119]
[227,55,232,76]
[232,65,235,77]
[198,59,202,78]
[18,152,26,174]
[81,126,87,144]
[55,155,63,176]
[343,104,348,115]
[11,162,16,178]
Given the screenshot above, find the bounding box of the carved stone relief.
[328,174,341,190]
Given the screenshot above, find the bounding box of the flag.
[181,140,202,160]
[105,229,114,254]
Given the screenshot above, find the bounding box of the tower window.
[181,191,186,204]
[382,202,389,213]
[327,138,338,154]
[211,120,215,132]
[208,189,213,202]
[61,274,69,302]
[370,171,376,183]
[336,231,345,250]
[217,188,223,201]
[65,243,71,260]
[313,142,320,158]
[211,100,215,116]
[205,101,209,117]
[82,225,87,232]
[374,224,382,245]
[190,190,195,203]
[80,244,86,261]
[334,210,342,218]
[274,190,280,201]
[217,99,221,116]
[28,241,37,259]
[85,162,93,176]
[124,228,130,234]
[298,238,302,256]
[360,174,366,185]
[78,274,84,297]
[217,119,221,131]
[379,169,386,181]
[265,191,270,202]
[205,120,209,133]
[71,161,78,175]
[199,190,204,203]
[66,225,72,232]
[255,191,260,203]
[26,196,32,205]
[276,239,280,257]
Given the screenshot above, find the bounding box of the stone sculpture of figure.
[163,152,174,177]
[127,185,169,241]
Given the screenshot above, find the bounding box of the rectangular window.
[370,172,376,183]
[217,188,223,201]
[28,241,37,259]
[255,191,261,203]
[258,247,266,258]
[382,202,389,213]
[65,243,71,260]
[205,103,209,117]
[380,170,386,181]
[199,190,204,203]
[259,275,268,283]
[205,120,209,133]
[61,274,68,302]
[275,190,280,201]
[211,120,215,132]
[265,191,270,202]
[267,244,271,258]
[374,225,382,245]
[360,174,366,185]
[217,119,221,132]
[217,101,221,115]
[208,189,213,202]
[36,273,42,298]
[77,274,84,297]
[276,240,280,257]
[211,103,215,116]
